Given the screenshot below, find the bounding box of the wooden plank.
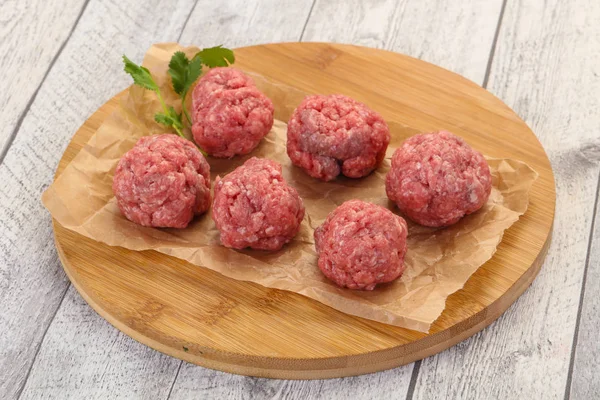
[570,181,600,394]
[413,0,600,398]
[7,0,516,398]
[178,0,316,48]
[7,2,317,398]
[0,0,198,398]
[169,365,413,400]
[0,0,86,157]
[167,0,506,398]
[11,1,318,399]
[302,0,504,85]
[19,287,181,400]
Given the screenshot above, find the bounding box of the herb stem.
[155,91,170,116]
[173,126,185,138]
[183,108,192,125]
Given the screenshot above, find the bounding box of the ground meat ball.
[212,157,305,250]
[191,67,255,111]
[192,87,274,158]
[385,131,492,227]
[112,134,211,228]
[314,200,408,290]
[287,94,390,181]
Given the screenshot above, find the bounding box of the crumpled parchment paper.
[42,43,538,332]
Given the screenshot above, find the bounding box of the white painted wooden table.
[1,0,598,398]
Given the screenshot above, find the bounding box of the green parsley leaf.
[122,55,159,92]
[196,45,235,68]
[123,54,183,136]
[168,52,204,124]
[186,55,203,95]
[121,46,234,147]
[183,346,189,352]
[168,51,192,95]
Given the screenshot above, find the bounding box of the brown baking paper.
[42,43,538,333]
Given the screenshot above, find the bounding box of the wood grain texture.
[302,0,503,84]
[571,188,600,399]
[49,43,554,380]
[170,363,411,400]
[564,2,600,396]
[13,2,319,398]
[169,1,508,396]
[170,1,508,396]
[3,0,591,398]
[0,0,86,156]
[413,0,600,399]
[0,0,198,398]
[19,286,181,400]
[178,0,315,48]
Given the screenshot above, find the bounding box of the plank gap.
[165,361,184,400]
[405,360,422,400]
[0,0,92,166]
[177,0,200,43]
[300,0,317,41]
[15,284,71,400]
[482,0,508,89]
[564,168,600,400]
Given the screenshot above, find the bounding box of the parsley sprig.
[168,46,234,123]
[122,55,184,138]
[122,46,235,137]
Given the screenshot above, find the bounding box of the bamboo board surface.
[51,43,555,379]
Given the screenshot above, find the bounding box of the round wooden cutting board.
[52,43,555,379]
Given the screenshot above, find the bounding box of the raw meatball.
[385,131,492,227]
[314,200,408,290]
[192,87,274,158]
[287,94,390,181]
[212,157,305,250]
[192,67,255,111]
[112,134,211,228]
